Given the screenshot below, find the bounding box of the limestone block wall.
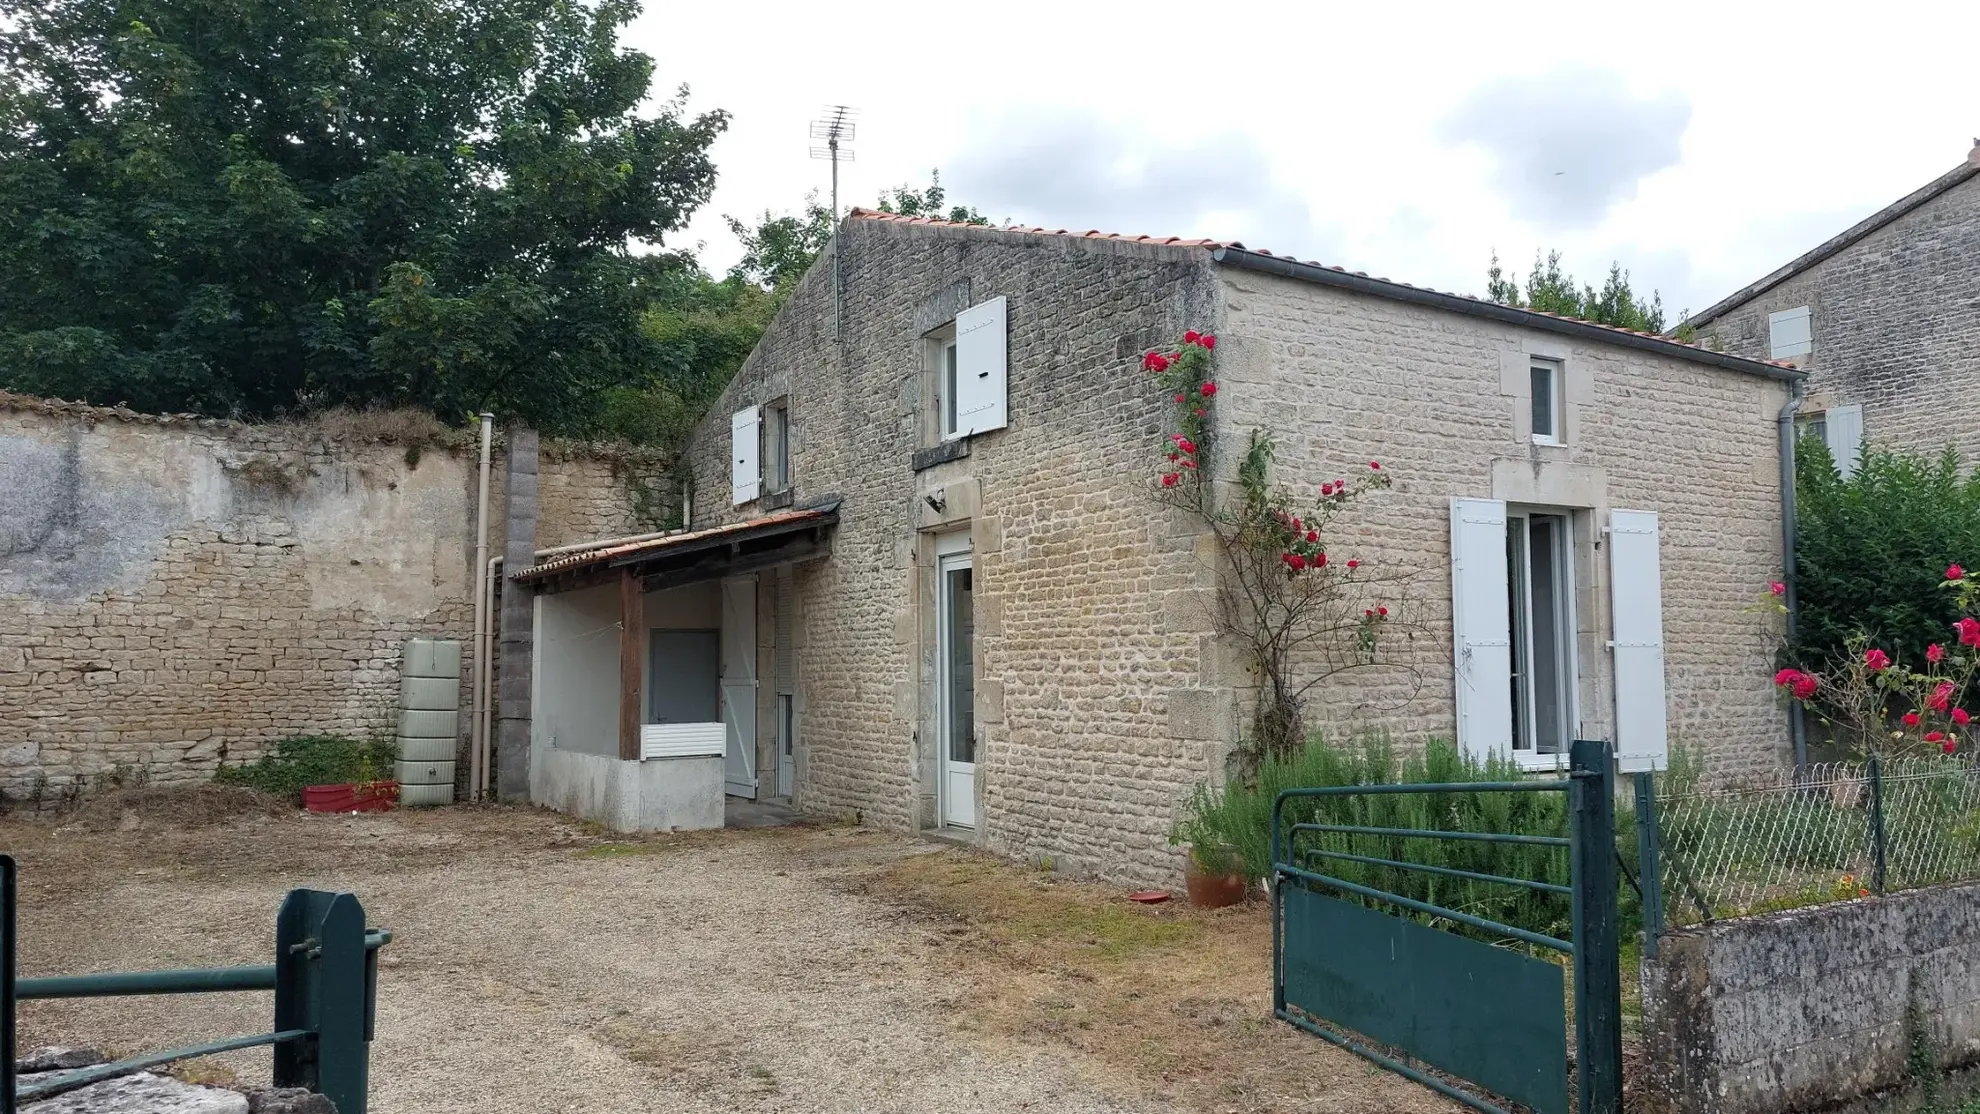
[682,217,1228,880]
[1695,168,1980,464]
[1641,882,1980,1113]
[0,395,662,802]
[1218,270,1793,783]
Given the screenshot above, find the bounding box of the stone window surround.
[1499,337,1588,450]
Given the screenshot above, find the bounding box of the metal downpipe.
[1778,380,1809,767]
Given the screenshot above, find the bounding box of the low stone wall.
[1641,881,1980,1113]
[0,393,668,802]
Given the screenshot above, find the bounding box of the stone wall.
[0,394,663,802]
[1694,157,1980,464]
[682,215,1227,880]
[1641,882,1980,1113]
[1220,270,1795,782]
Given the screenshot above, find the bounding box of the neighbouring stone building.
[1688,140,1980,474]
[514,209,1804,882]
[0,393,665,801]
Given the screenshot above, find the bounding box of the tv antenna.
[809,105,858,220]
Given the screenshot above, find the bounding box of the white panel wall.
[533,583,621,758]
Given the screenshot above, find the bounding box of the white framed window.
[1507,511,1576,767]
[940,339,960,439]
[1529,358,1564,445]
[763,400,790,492]
[1769,306,1812,360]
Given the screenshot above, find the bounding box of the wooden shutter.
[1609,509,1668,773]
[730,406,760,505]
[1450,498,1514,760]
[1826,404,1864,479]
[953,296,1008,435]
[1768,306,1812,359]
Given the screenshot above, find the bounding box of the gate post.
[1633,771,1666,958]
[1569,739,1623,1114]
[3,856,17,1114]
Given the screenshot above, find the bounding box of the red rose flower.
[1143,352,1169,372]
[1305,530,1318,543]
[1931,682,1956,711]
[1183,330,1201,344]
[1316,552,1328,568]
[1200,382,1217,397]
[1200,335,1216,350]
[1194,407,1205,416]
[1792,676,1819,700]
[1769,581,1786,596]
[1865,648,1891,672]
[1320,482,1334,496]
[1959,617,1980,648]
[1927,731,1946,743]
[1946,737,1960,755]
[1160,472,1179,488]
[1377,606,1388,617]
[1181,459,1197,469]
[1174,393,1185,403]
[1957,708,1972,727]
[1903,712,1921,727]
[1346,559,1359,569]
[1292,517,1302,531]
[1951,564,1967,581]
[1774,668,1801,687]
[1369,461,1381,470]
[1364,609,1375,618]
[1929,643,1946,663]
[1171,435,1197,455]
[1286,554,1306,572]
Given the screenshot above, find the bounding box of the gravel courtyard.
[3,792,1455,1113]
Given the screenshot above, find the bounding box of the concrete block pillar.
[496,427,539,801]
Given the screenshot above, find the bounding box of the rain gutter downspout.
[468,413,494,802]
[1779,379,1809,768]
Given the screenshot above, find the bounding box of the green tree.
[1485,250,1668,333]
[0,0,728,434]
[724,193,834,291]
[876,169,989,224]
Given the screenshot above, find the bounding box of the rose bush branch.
[1145,331,1427,766]
[1774,564,1980,758]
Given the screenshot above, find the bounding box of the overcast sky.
[628,1,1979,320]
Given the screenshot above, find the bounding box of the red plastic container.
[303,782,400,813]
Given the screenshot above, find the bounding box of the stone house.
[1688,140,1980,475]
[514,210,1802,881]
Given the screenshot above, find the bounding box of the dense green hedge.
[1795,437,1980,669]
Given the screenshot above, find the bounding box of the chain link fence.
[1653,756,1980,924]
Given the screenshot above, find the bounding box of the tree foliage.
[723,193,833,292]
[1485,250,1668,333]
[0,0,729,435]
[1794,439,1980,670]
[874,169,988,225]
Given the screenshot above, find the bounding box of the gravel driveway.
[4,795,1455,1114]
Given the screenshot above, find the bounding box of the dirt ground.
[2,791,1459,1113]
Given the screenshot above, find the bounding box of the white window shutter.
[953,296,1008,436]
[1826,404,1864,479]
[1768,306,1812,359]
[1450,498,1514,761]
[730,406,761,505]
[1609,509,1668,773]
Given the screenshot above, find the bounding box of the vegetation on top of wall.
[215,736,399,801]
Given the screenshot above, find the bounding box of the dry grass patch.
[856,848,1455,1114]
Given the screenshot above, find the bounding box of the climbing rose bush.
[1143,331,1415,763]
[1774,564,1980,757]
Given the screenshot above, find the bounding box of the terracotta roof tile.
[510,508,832,582]
[846,209,1800,374]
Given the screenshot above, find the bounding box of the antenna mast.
[809,105,859,220]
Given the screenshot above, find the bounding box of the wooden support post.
[619,566,643,761]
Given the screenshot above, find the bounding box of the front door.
[721,576,758,798]
[937,550,976,828]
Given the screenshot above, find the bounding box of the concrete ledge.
[530,743,724,832]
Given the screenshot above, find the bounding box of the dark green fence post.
[1633,772,1665,959]
[273,889,375,1114]
[1867,751,1888,894]
[4,855,17,1114]
[1569,740,1623,1114]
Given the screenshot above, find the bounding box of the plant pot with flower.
[1182,843,1249,909]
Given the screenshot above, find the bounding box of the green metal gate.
[1271,739,1622,1114]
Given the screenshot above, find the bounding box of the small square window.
[1796,412,1827,446]
[763,401,790,492]
[1530,359,1563,443]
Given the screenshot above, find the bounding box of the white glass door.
[937,550,976,828]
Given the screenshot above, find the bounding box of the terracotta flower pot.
[304,781,400,813]
[1184,849,1248,909]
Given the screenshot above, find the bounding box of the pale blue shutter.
[1450,498,1513,760]
[1826,404,1863,479]
[953,296,1008,435]
[1608,510,1668,773]
[731,406,760,505]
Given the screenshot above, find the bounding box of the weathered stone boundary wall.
[0,394,667,803]
[1641,881,1980,1114]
